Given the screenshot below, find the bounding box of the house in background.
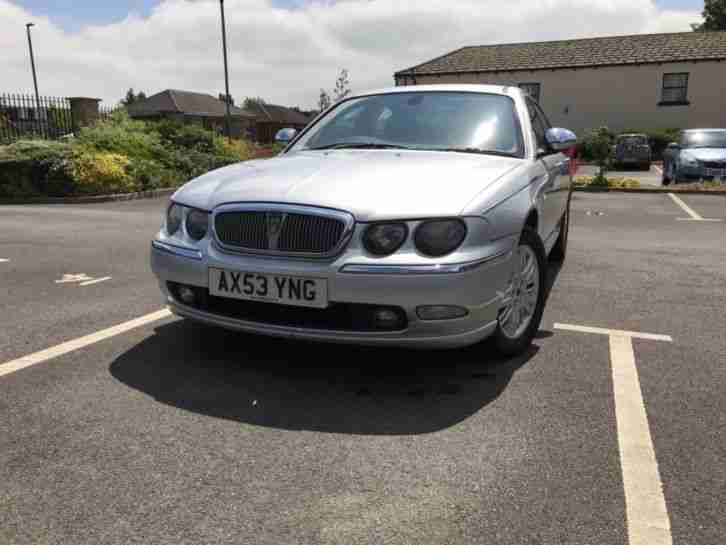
[242,102,311,143]
[126,89,255,137]
[394,31,726,134]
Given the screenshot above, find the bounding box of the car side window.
[525,98,548,153]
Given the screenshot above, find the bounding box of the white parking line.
[80,276,112,286]
[668,193,722,222]
[555,322,673,545]
[554,323,672,341]
[0,309,171,379]
[0,258,8,263]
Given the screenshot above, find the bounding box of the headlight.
[414,219,467,257]
[363,223,408,256]
[681,153,699,167]
[185,209,209,240]
[166,203,183,235]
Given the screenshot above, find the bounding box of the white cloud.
[0,0,702,108]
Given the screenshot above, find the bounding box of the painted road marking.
[553,323,672,342]
[80,276,112,286]
[56,273,114,286]
[555,322,673,545]
[0,258,8,263]
[0,309,171,379]
[56,273,94,284]
[668,193,722,222]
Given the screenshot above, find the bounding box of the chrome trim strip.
[211,202,356,259]
[151,240,203,260]
[339,250,510,275]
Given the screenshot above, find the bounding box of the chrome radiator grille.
[702,161,726,169]
[213,205,350,256]
[215,211,269,250]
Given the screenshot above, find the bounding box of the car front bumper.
[150,235,517,349]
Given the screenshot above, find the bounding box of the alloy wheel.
[499,245,541,340]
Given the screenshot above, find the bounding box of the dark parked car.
[612,133,651,170]
[662,129,726,185]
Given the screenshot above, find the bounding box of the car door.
[525,98,569,247]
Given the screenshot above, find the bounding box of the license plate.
[705,168,726,178]
[209,268,328,308]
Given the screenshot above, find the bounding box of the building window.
[519,83,541,102]
[661,73,689,105]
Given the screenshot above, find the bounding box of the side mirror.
[545,127,577,152]
[275,128,298,144]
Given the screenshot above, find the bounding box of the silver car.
[662,128,726,185]
[151,85,575,355]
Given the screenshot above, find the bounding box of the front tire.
[493,227,547,357]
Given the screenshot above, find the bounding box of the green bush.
[0,140,75,197]
[574,176,641,188]
[126,158,181,191]
[76,110,165,161]
[154,120,218,154]
[0,112,261,198]
[577,126,615,162]
[68,150,135,194]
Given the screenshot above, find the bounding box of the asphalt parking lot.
[1,192,725,545]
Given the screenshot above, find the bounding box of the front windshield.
[681,131,726,149]
[291,92,524,158]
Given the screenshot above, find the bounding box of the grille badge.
[266,212,287,250]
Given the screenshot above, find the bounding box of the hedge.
[0,111,266,198]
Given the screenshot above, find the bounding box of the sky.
[3,0,705,109]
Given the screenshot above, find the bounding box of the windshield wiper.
[308,142,411,150]
[432,147,519,158]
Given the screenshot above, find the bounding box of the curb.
[0,187,177,205]
[573,186,726,196]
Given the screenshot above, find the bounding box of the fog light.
[178,285,196,305]
[416,305,468,321]
[373,308,404,329]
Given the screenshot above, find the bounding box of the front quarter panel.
[461,162,541,242]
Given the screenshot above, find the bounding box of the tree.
[585,126,613,184]
[121,88,147,106]
[332,68,351,103]
[701,0,726,30]
[243,96,266,109]
[318,89,331,111]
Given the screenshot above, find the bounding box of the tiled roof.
[242,102,310,125]
[395,31,726,76]
[127,89,253,118]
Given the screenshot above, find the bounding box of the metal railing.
[0,93,74,143]
[1,94,118,143]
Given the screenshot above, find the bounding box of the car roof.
[349,84,521,99]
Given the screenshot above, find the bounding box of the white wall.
[408,61,726,136]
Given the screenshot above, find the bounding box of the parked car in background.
[151,85,577,356]
[612,133,651,170]
[662,129,726,185]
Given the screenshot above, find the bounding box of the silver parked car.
[662,128,726,185]
[151,85,576,355]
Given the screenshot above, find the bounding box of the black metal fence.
[1,94,118,144]
[0,94,74,143]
